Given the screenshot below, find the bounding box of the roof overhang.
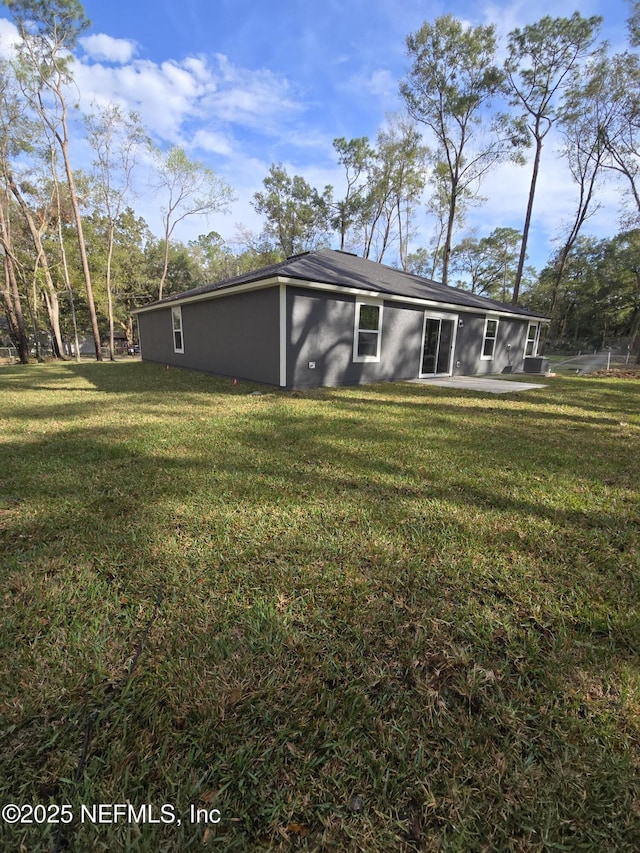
[133,275,549,323]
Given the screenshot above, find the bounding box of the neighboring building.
[134,249,548,389]
[101,329,129,356]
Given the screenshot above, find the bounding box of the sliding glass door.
[420,314,456,376]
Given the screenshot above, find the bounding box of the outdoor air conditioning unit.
[523,356,549,374]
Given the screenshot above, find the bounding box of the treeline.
[0,0,233,363]
[1,1,639,362]
[534,231,640,353]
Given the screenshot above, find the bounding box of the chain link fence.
[548,350,635,375]
[0,346,18,362]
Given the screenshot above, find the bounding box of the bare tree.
[6,0,104,359]
[332,136,375,251]
[49,146,80,361]
[505,12,602,303]
[545,66,611,320]
[86,104,149,358]
[375,115,427,269]
[401,15,521,285]
[0,199,29,363]
[151,146,234,300]
[0,57,70,357]
[581,53,640,225]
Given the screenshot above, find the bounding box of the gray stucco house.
[134,249,548,389]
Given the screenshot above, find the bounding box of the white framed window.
[481,317,498,360]
[353,299,382,362]
[171,306,184,353]
[525,322,539,357]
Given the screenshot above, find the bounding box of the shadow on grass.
[1,363,639,851]
[0,360,271,396]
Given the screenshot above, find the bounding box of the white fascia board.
[134,274,549,323]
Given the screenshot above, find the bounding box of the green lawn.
[1,362,639,851]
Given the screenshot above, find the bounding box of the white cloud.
[160,59,206,99]
[182,56,212,84]
[73,56,214,141]
[80,33,137,64]
[63,46,314,247]
[203,54,300,129]
[71,50,302,148]
[365,69,397,98]
[341,66,400,110]
[191,129,234,157]
[0,17,18,58]
[461,129,625,268]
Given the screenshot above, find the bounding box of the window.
[353,300,382,362]
[481,317,498,359]
[525,323,539,357]
[171,306,184,353]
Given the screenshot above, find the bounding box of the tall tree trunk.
[397,198,411,272]
[61,145,102,360]
[41,287,62,357]
[0,204,29,363]
[440,152,464,288]
[55,201,81,362]
[429,220,446,280]
[1,252,30,364]
[513,133,543,305]
[28,272,42,362]
[121,316,134,351]
[51,143,81,361]
[608,149,640,221]
[159,236,170,301]
[363,221,374,259]
[41,87,103,361]
[441,182,458,287]
[376,211,393,263]
[106,223,115,360]
[546,155,602,333]
[6,171,67,358]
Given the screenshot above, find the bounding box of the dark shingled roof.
[139,248,546,319]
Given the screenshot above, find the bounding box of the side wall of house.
[138,286,280,385]
[452,314,531,376]
[286,288,424,388]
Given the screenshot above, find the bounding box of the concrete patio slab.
[408,376,546,394]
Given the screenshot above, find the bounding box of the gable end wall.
[138,286,280,385]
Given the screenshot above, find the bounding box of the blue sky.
[0,0,634,275]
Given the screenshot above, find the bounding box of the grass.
[0,361,639,852]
